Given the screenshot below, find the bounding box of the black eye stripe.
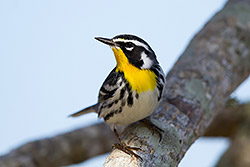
[125,42,134,47]
[116,41,135,48]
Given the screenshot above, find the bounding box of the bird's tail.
[69,104,98,117]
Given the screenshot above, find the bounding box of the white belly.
[105,89,159,126]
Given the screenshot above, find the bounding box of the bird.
[70,34,165,159]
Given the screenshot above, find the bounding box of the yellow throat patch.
[112,47,157,93]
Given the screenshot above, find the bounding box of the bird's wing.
[98,68,123,103]
[70,68,124,119]
[97,68,126,118]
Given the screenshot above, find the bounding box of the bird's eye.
[124,42,134,51]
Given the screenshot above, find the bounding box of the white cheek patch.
[141,52,153,69]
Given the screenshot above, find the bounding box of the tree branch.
[104,0,250,166]
[215,102,250,167]
[1,0,250,167]
[0,123,115,167]
[204,99,250,138]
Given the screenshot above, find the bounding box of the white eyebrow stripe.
[113,39,149,51]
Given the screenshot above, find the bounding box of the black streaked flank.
[151,65,165,101]
[120,87,126,99]
[100,86,110,94]
[104,107,123,121]
[104,111,115,121]
[116,107,122,114]
[127,92,133,107]
[135,93,139,99]
[157,83,163,101]
[108,102,114,108]
[150,66,160,78]
[121,100,126,107]
[100,87,118,100]
[155,77,164,101]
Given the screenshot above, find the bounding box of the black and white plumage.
[70,34,165,131]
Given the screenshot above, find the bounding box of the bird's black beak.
[95,37,117,47]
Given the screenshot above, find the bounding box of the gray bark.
[204,99,249,138]
[0,123,115,167]
[209,101,250,167]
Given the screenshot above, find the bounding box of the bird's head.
[95,34,158,70]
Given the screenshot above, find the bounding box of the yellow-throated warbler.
[70,34,165,159]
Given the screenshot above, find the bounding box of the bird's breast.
[112,48,157,93]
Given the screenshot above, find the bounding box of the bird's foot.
[112,142,142,161]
